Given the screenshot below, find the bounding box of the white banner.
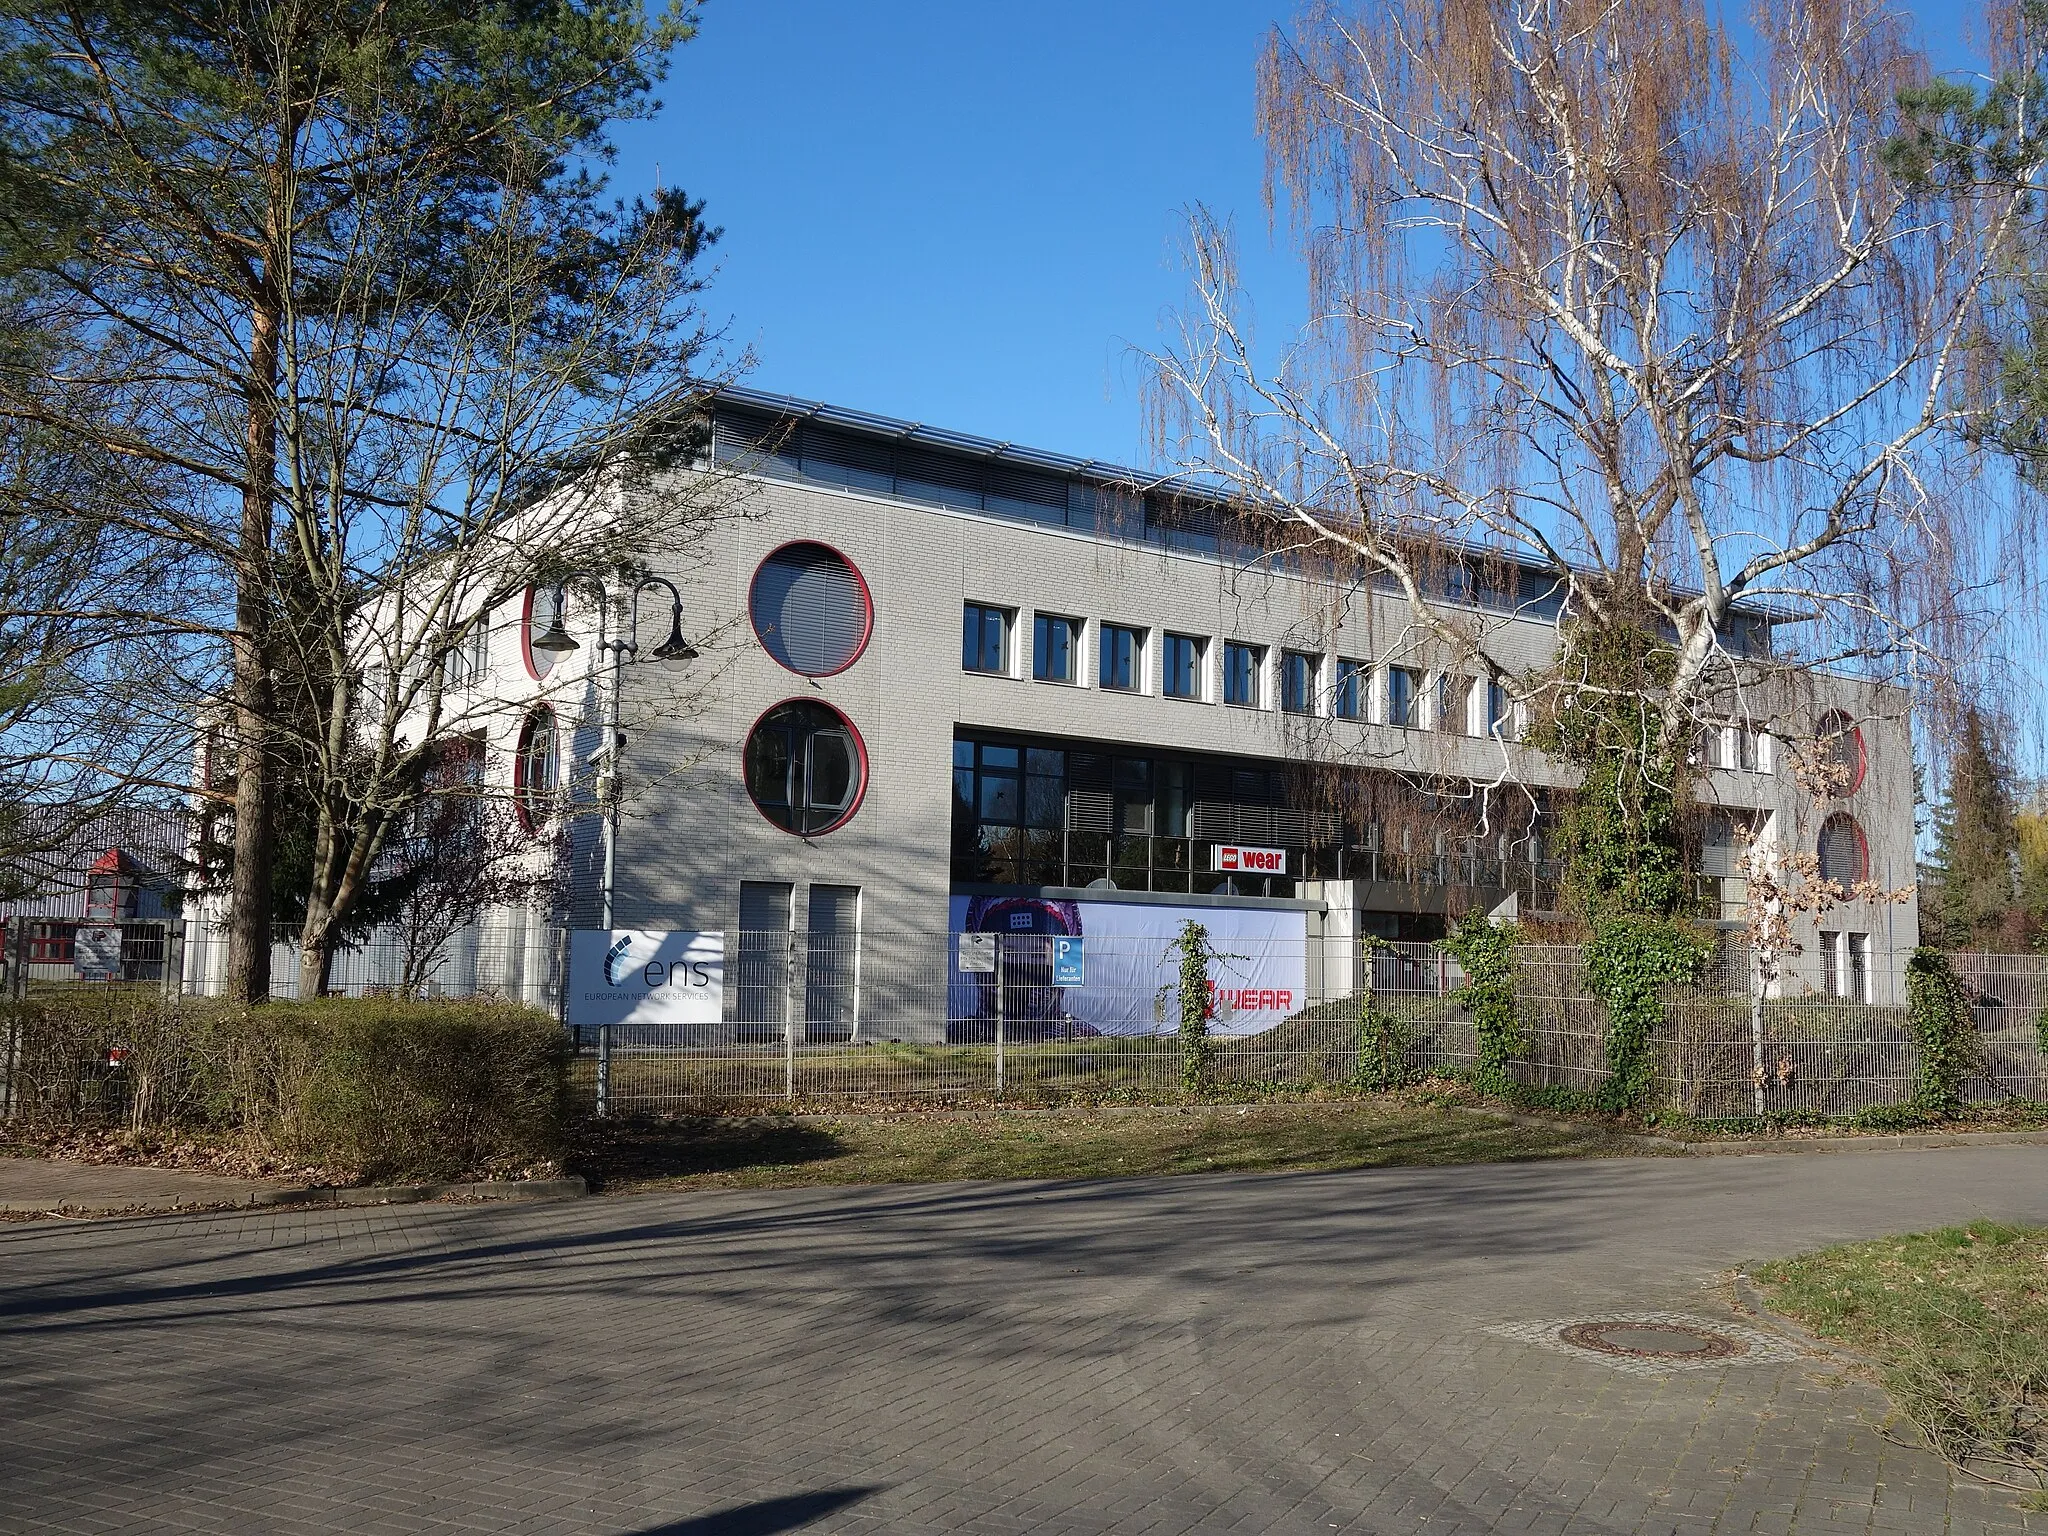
[569,930,724,1028]
[947,896,1307,1040]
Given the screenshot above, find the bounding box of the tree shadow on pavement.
[569,1115,844,1190]
[630,1486,880,1534]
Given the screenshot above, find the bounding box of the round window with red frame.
[743,699,867,835]
[513,705,559,831]
[749,542,872,677]
[1817,812,1869,887]
[1815,709,1866,796]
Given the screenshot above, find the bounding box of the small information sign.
[1051,936,1085,985]
[956,932,997,973]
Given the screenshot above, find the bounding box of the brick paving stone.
[5,1147,2048,1532]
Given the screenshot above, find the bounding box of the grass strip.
[1753,1224,2048,1498]
[569,1097,1645,1194]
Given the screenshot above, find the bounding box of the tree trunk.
[223,297,281,1006]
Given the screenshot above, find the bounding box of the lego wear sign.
[946,895,1308,1042]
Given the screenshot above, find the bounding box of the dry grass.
[569,1096,1649,1194]
[1755,1225,2048,1499]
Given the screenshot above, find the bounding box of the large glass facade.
[950,729,1558,903]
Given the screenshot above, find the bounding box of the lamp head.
[650,608,698,668]
[529,615,579,656]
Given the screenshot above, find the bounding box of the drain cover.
[1557,1321,1744,1360]
[1483,1312,1803,1374]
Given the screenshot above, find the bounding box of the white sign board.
[569,930,724,1028]
[73,925,122,981]
[1210,843,1287,875]
[956,931,997,973]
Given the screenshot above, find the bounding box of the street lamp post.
[529,574,698,1117]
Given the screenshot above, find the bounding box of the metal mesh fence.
[6,915,2045,1121]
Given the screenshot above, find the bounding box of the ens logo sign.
[1212,843,1286,875]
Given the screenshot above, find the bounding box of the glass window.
[1847,933,1871,1003]
[1100,624,1141,691]
[1820,930,1843,998]
[1816,709,1865,794]
[1484,681,1513,739]
[1435,675,1470,732]
[513,706,558,832]
[1024,748,1066,829]
[744,700,867,835]
[1281,652,1315,714]
[962,603,1010,674]
[1163,633,1204,699]
[28,920,75,963]
[1032,614,1077,683]
[1114,757,1154,835]
[1333,659,1366,720]
[1387,666,1422,728]
[1157,759,1191,838]
[1223,642,1263,707]
[1818,812,1868,885]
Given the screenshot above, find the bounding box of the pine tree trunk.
[223,298,280,1006]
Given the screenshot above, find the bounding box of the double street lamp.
[529,573,698,1117]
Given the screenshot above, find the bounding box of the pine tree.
[1927,709,2023,947]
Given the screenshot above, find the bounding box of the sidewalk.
[0,1155,286,1216]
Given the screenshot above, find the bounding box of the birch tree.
[1148,0,2038,912]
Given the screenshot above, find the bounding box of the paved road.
[4,1146,2047,1535]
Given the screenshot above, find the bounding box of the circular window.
[1817,812,1869,886]
[521,585,563,680]
[513,706,559,831]
[1815,710,1866,795]
[744,700,867,835]
[750,542,872,677]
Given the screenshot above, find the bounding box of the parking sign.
[1052,936,1084,985]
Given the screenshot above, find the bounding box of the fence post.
[784,928,797,1102]
[994,936,1006,1098]
[163,919,185,1001]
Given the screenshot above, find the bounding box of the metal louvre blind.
[750,544,868,677]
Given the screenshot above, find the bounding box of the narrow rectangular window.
[1820,930,1842,998]
[1163,633,1205,699]
[1333,658,1366,720]
[1032,614,1077,683]
[1387,666,1422,728]
[1099,624,1141,691]
[1281,652,1315,714]
[962,603,1010,674]
[1847,933,1870,1004]
[1436,675,1472,733]
[1223,641,1263,706]
[1484,681,1513,739]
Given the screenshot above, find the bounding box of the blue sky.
[620,1,1994,469]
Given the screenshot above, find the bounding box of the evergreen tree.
[0,0,723,998]
[1927,709,2023,947]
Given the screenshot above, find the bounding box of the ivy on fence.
[1903,948,1977,1116]
[1439,912,1525,1092]
[1168,920,1218,1095]
[1584,917,1710,1112]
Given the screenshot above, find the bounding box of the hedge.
[1,994,567,1183]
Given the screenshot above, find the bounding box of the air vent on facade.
[750,542,872,678]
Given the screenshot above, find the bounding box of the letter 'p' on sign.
[1210,844,1286,876]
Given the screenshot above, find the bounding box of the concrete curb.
[1662,1128,2048,1156]
[251,1176,587,1208]
[0,1175,586,1219]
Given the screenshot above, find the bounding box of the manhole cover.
[1557,1321,1745,1360]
